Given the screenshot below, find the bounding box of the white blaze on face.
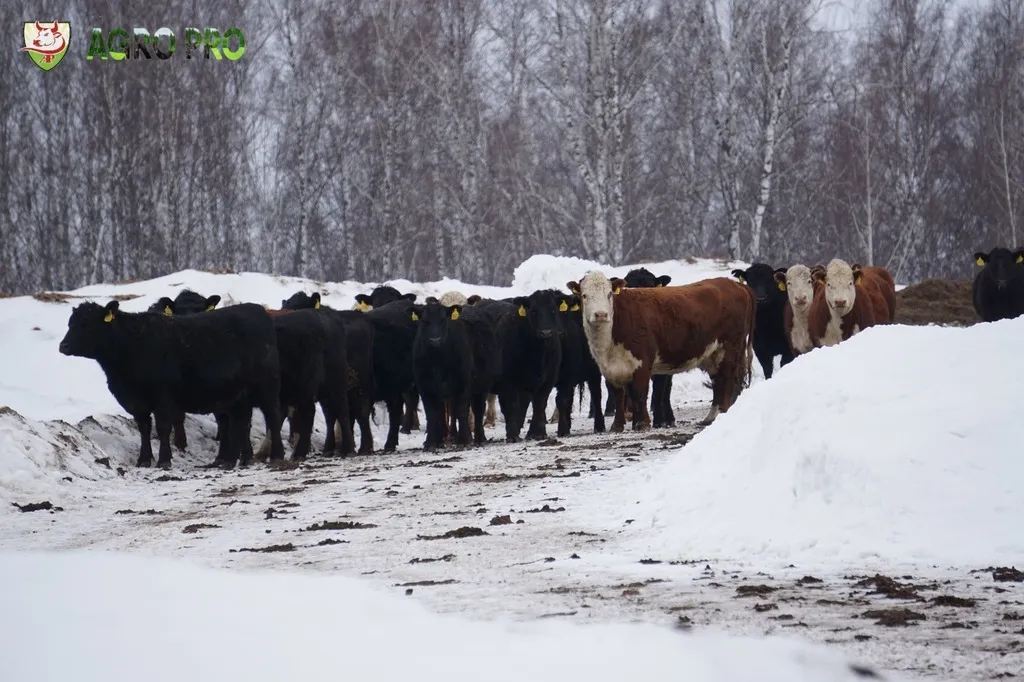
[785,264,814,312]
[578,271,615,326]
[824,258,856,316]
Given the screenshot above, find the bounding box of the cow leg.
[610,385,627,433]
[382,396,403,453]
[134,414,155,468]
[603,381,617,417]
[454,393,472,447]
[355,397,374,454]
[444,400,456,444]
[651,377,665,428]
[256,382,286,463]
[555,384,573,437]
[755,345,774,380]
[290,400,316,461]
[499,391,521,443]
[420,393,444,451]
[628,369,652,432]
[587,376,605,433]
[662,376,675,427]
[238,411,255,467]
[470,393,488,446]
[526,387,552,440]
[172,412,188,451]
[153,408,175,469]
[401,390,420,433]
[210,413,235,466]
[484,394,498,427]
[779,346,795,369]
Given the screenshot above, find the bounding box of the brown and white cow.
[809,259,896,347]
[568,271,755,429]
[774,264,825,356]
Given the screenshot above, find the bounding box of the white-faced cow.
[773,264,825,357]
[569,271,755,428]
[809,259,896,347]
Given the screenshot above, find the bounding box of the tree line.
[1,0,1019,294]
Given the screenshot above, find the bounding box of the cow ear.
[403,293,417,302]
[811,266,826,284]
[974,252,989,266]
[610,278,626,295]
[354,294,371,311]
[731,269,745,282]
[104,300,119,323]
[852,264,863,285]
[773,269,787,291]
[1016,250,1024,264]
[512,297,528,317]
[566,281,580,295]
[656,275,672,287]
[467,294,482,306]
[205,295,221,311]
[425,296,439,304]
[410,307,420,322]
[449,305,462,321]
[558,298,569,313]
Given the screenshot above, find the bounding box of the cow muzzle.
[58,340,71,355]
[590,311,609,324]
[427,336,443,347]
[537,329,554,340]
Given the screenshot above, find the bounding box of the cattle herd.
[55,248,1024,471]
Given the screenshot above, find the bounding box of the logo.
[21,21,70,71]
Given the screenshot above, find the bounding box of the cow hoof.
[505,436,521,444]
[239,458,252,468]
[633,423,651,432]
[136,457,153,468]
[156,459,172,470]
[609,423,625,434]
[400,427,411,435]
[358,448,373,456]
[218,460,237,470]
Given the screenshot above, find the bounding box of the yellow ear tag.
[518,305,526,317]
[205,304,216,312]
[163,305,173,316]
[777,281,786,292]
[736,275,744,283]
[358,301,369,312]
[976,256,985,266]
[570,303,580,312]
[855,274,862,285]
[411,311,419,321]
[656,283,663,287]
[558,301,568,312]
[314,300,321,310]
[450,308,460,321]
[1017,255,1023,264]
[612,287,621,295]
[103,311,114,323]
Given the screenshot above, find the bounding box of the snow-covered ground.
[0,255,1016,681]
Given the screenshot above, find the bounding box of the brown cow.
[568,271,755,429]
[809,259,896,347]
[774,264,825,357]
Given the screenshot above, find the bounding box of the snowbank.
[510,254,748,293]
[578,317,1024,569]
[0,550,880,682]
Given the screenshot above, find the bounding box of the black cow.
[731,263,792,379]
[973,248,1024,322]
[473,290,563,442]
[552,292,604,436]
[602,268,675,427]
[411,302,500,450]
[282,292,376,454]
[354,286,422,435]
[266,309,353,460]
[144,291,224,451]
[58,300,284,469]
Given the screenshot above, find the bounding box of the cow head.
[148,296,177,316]
[282,291,321,310]
[512,289,563,340]
[361,285,416,310]
[623,267,671,288]
[466,294,483,306]
[59,300,121,359]
[569,271,624,327]
[438,290,468,307]
[171,290,220,314]
[33,22,62,48]
[777,264,815,312]
[824,259,857,316]
[732,263,783,304]
[411,301,462,348]
[975,248,1024,289]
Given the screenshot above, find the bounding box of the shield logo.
[21,21,70,71]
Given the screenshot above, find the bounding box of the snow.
[575,317,1023,570]
[0,550,878,682]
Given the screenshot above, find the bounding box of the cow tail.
[742,288,756,389]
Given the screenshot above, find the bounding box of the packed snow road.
[1,405,1019,681]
